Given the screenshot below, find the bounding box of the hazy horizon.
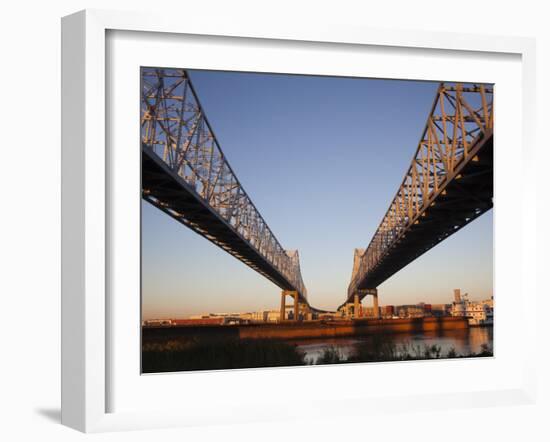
[142,70,493,320]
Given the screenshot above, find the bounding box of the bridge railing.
[348,83,493,298]
[141,68,307,299]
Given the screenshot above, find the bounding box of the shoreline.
[143,316,470,342]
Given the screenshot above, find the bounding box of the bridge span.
[141,68,313,319]
[141,69,493,321]
[341,83,493,318]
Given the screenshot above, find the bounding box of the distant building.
[395,305,425,318]
[142,319,173,327]
[172,318,224,326]
[362,306,377,318]
[381,305,395,318]
[319,313,338,321]
[237,312,254,321]
[431,303,451,316]
[184,310,285,323]
[266,310,281,322]
[454,288,462,303]
[248,311,269,322]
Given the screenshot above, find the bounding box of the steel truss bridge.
[141,68,312,316]
[342,83,493,315]
[141,68,493,320]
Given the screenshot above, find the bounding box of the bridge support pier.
[280,291,286,321]
[372,290,380,319]
[342,303,350,318]
[299,303,311,321]
[342,301,360,319]
[354,288,379,319]
[280,290,301,321]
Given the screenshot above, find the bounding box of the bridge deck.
[352,132,492,300]
[141,67,308,304]
[142,147,307,303]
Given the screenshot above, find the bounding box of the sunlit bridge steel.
[141,68,309,307]
[344,83,493,311]
[140,69,493,318]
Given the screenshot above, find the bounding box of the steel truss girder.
[347,82,494,303]
[141,67,308,302]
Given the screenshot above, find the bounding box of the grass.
[142,339,305,373]
[319,339,493,364]
[142,337,493,373]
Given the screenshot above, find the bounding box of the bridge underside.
[142,148,307,303]
[352,133,493,302]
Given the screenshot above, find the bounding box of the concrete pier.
[280,291,286,321]
[280,290,301,321]
[372,292,380,319]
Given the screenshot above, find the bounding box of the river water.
[287,326,493,364]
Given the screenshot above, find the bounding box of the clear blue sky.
[142,70,493,319]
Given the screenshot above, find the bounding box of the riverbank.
[142,318,489,373]
[290,326,493,364]
[142,328,493,373]
[143,316,469,343]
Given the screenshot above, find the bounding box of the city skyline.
[145,292,493,320]
[142,70,493,320]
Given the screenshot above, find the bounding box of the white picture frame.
[61,9,538,433]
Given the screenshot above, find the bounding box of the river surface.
[287,326,493,364]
